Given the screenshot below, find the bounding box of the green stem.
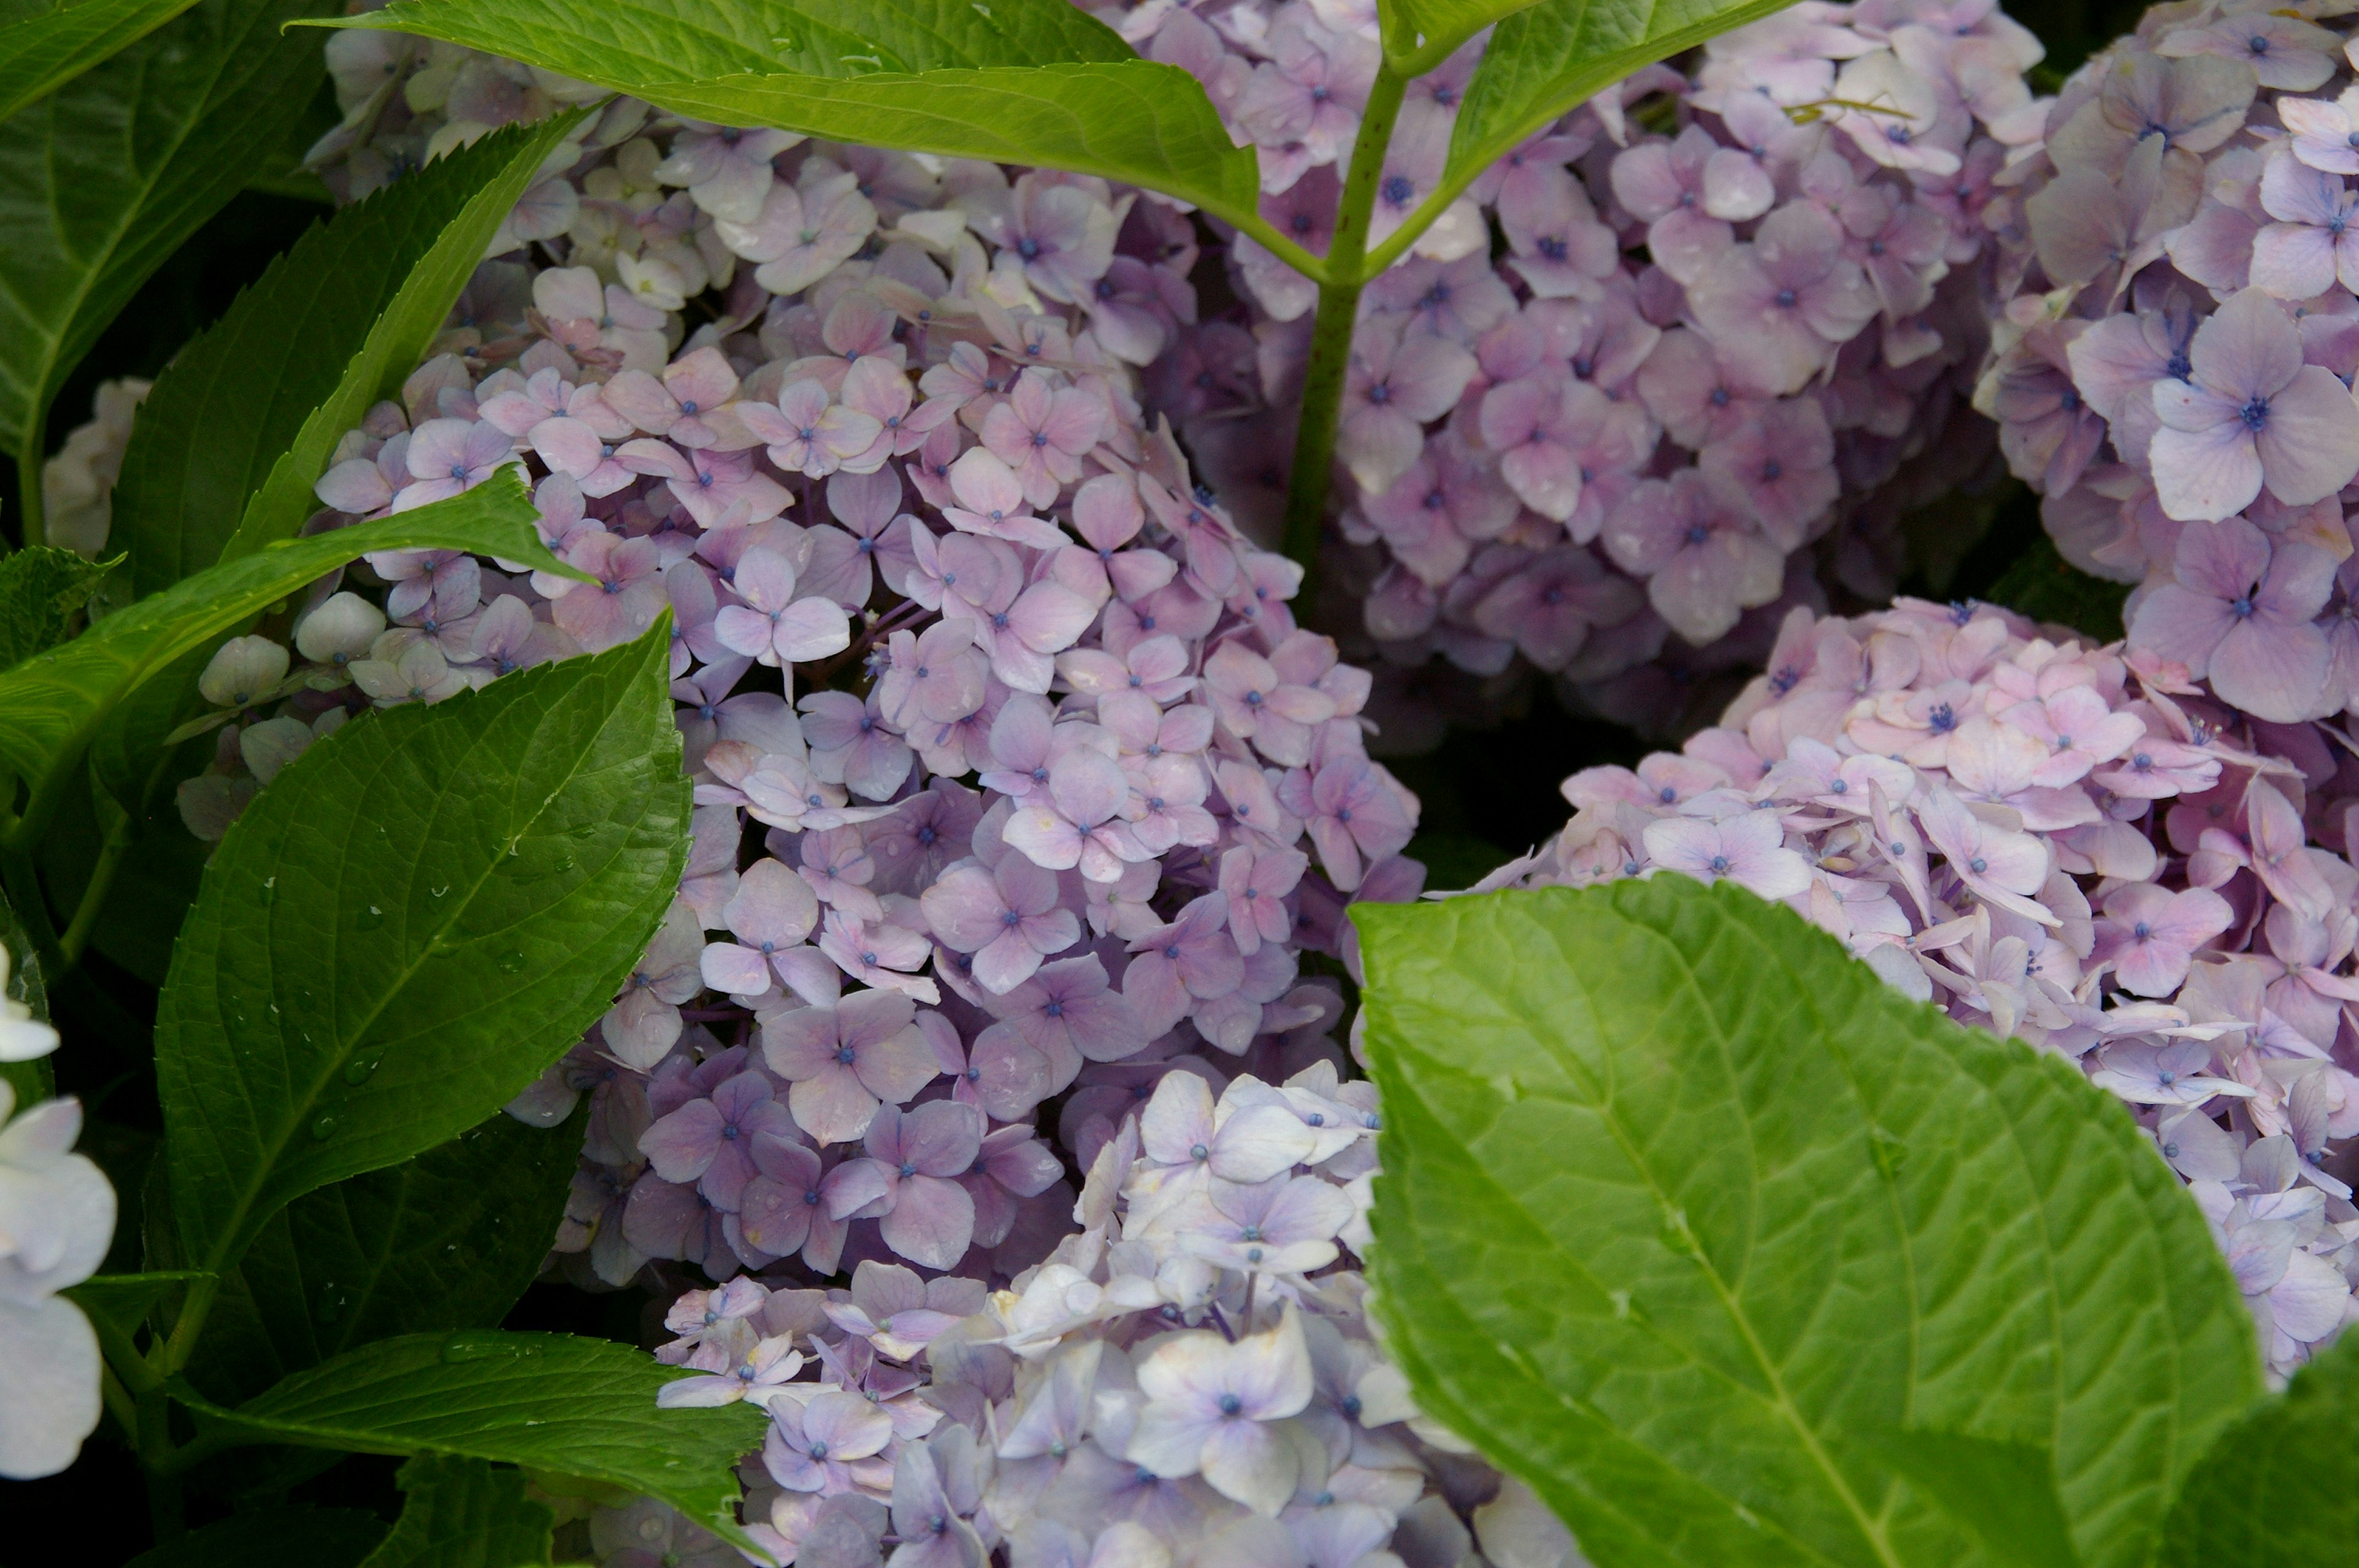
[1278,56,1410,572]
[100,1363,138,1441]
[138,1387,184,1540]
[60,793,132,965]
[14,418,43,552]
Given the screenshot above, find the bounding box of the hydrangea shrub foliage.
[1,1,2355,1567]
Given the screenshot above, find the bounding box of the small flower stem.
[1278,57,1410,577]
[138,1386,184,1540]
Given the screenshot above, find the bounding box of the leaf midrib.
[1530,918,1909,1568]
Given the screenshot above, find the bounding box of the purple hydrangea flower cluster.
[1125,0,2042,739]
[1979,0,2359,725]
[617,1064,1581,1568]
[1480,596,2359,1380]
[170,36,1432,1365]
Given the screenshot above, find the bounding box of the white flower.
[0,1087,114,1478]
[0,949,57,1063]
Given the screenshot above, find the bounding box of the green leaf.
[154,620,686,1277]
[187,1110,582,1405]
[0,470,563,813]
[334,1,1268,235]
[362,1454,555,1568]
[114,114,582,598]
[639,66,1265,230]
[1985,536,2130,645]
[2159,1330,2359,1566]
[1352,879,2262,1568]
[1447,0,1797,194]
[337,0,1130,79]
[0,879,51,1104]
[0,546,115,668]
[185,1331,767,1551]
[0,0,328,471]
[124,1507,388,1568]
[0,0,202,123]
[64,1268,211,1341]
[1376,0,1540,68]
[1875,1429,2081,1568]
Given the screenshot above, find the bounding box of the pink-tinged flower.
[1602,470,1784,646]
[655,1332,804,1410]
[1122,892,1244,1037]
[1477,376,1648,532]
[654,122,800,223]
[760,990,938,1146]
[640,1070,797,1208]
[530,265,669,374]
[737,1133,848,1272]
[1216,844,1307,956]
[1235,8,1376,171]
[1640,811,1810,900]
[2279,87,2359,174]
[983,953,1148,1078]
[1999,684,2146,788]
[764,1389,896,1496]
[601,905,705,1070]
[615,439,791,528]
[835,354,946,470]
[973,171,1121,305]
[552,531,667,653]
[713,547,852,668]
[1128,1309,1315,1517]
[601,346,740,447]
[2156,12,2341,92]
[2126,519,2334,725]
[525,413,635,498]
[1688,203,1877,394]
[1084,255,1189,367]
[2250,151,2359,300]
[2245,779,2339,921]
[2093,884,2232,997]
[958,568,1096,698]
[981,369,1104,505]
[1203,641,1334,768]
[1501,164,1620,301]
[699,857,824,998]
[1004,746,1151,884]
[393,417,514,510]
[877,623,990,731]
[799,689,912,803]
[1700,399,1840,551]
[838,1101,984,1270]
[2149,288,2359,523]
[1914,787,2054,924]
[1277,754,1415,892]
[714,170,877,296]
[1610,125,1735,285]
[920,854,1081,995]
[1336,322,1476,496]
[1469,547,1644,670]
[2086,1039,2251,1106]
[741,380,883,480]
[1058,632,1197,709]
[939,449,1067,552]
[816,907,941,1003]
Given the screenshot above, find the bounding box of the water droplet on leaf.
[497,951,527,974]
[310,1115,335,1140]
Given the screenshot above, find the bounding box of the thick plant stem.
[14,421,43,553]
[1278,58,1410,574]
